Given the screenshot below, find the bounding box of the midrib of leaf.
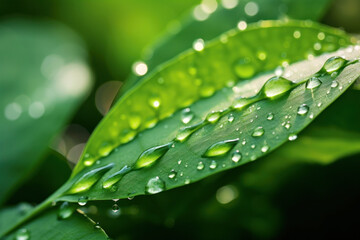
[72,21,355,176]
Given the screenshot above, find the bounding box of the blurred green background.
[1,0,360,239]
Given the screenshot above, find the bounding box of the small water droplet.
[288,134,298,141]
[306,77,322,89]
[135,143,172,169]
[15,228,30,240]
[317,102,322,107]
[242,139,246,145]
[228,114,235,123]
[233,58,256,79]
[231,151,242,163]
[261,145,269,153]
[267,113,274,120]
[331,80,339,88]
[263,76,295,98]
[112,204,120,213]
[83,153,95,167]
[323,56,347,73]
[284,123,291,129]
[209,160,217,169]
[102,165,132,189]
[78,196,88,206]
[181,108,194,124]
[98,142,113,157]
[94,222,101,229]
[184,178,191,184]
[197,161,205,170]
[252,126,265,137]
[168,170,177,179]
[149,97,161,109]
[251,144,256,149]
[193,38,205,51]
[178,160,182,165]
[297,104,309,115]
[309,113,314,119]
[206,111,222,123]
[145,177,165,194]
[68,164,114,194]
[176,122,203,142]
[58,202,75,220]
[202,138,239,157]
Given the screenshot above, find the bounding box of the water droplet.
[228,114,235,123]
[184,178,191,184]
[193,38,205,51]
[102,165,132,189]
[263,76,295,98]
[149,97,161,109]
[232,97,256,110]
[98,142,113,157]
[331,80,339,88]
[197,161,205,170]
[209,160,217,169]
[261,145,269,153]
[233,58,256,79]
[68,164,114,194]
[266,113,274,120]
[309,113,314,119]
[202,138,239,157]
[83,153,95,167]
[252,126,264,137]
[206,111,222,123]
[251,144,256,149]
[181,108,194,124]
[323,56,347,73]
[129,115,141,130]
[94,222,101,229]
[176,122,203,142]
[317,102,322,107]
[288,134,297,141]
[135,143,172,169]
[78,196,88,206]
[275,66,284,76]
[132,61,148,76]
[58,202,75,220]
[231,151,242,163]
[168,170,177,179]
[284,123,291,129]
[241,139,246,145]
[297,104,309,115]
[15,228,30,240]
[306,77,322,89]
[112,204,120,213]
[145,176,165,194]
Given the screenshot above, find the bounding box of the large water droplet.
[202,138,239,157]
[102,165,132,189]
[15,228,30,240]
[323,56,347,73]
[145,176,165,194]
[231,151,242,163]
[263,76,295,98]
[297,104,309,115]
[206,111,222,123]
[68,163,114,194]
[209,160,217,169]
[58,202,75,220]
[252,126,264,137]
[181,108,194,124]
[197,161,205,170]
[306,77,322,89]
[135,143,172,169]
[233,58,256,79]
[175,122,203,142]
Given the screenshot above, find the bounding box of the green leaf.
[0,19,92,205]
[56,21,359,203]
[0,204,108,239]
[116,0,332,99]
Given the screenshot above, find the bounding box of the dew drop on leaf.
[135,143,172,169]
[78,196,88,206]
[297,104,309,115]
[206,111,222,123]
[175,123,203,142]
[261,145,269,153]
[288,134,298,141]
[331,80,339,88]
[145,176,165,194]
[267,113,274,120]
[197,161,205,170]
[57,202,75,220]
[202,138,239,157]
[210,160,217,169]
[168,169,177,179]
[83,153,95,167]
[252,126,265,137]
[15,228,30,240]
[112,204,120,213]
[98,142,113,157]
[184,178,191,184]
[306,77,322,89]
[231,151,242,163]
[323,56,347,73]
[228,113,235,123]
[102,165,132,189]
[181,108,194,124]
[263,76,295,98]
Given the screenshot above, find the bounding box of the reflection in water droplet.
[78,196,88,206]
[210,160,217,169]
[263,76,295,98]
[58,202,75,220]
[102,165,132,189]
[15,228,30,240]
[284,123,291,129]
[184,178,191,184]
[197,161,205,170]
[267,113,274,120]
[306,77,322,89]
[331,80,339,88]
[261,145,269,153]
[135,143,172,169]
[323,56,347,73]
[181,108,194,124]
[83,153,95,167]
[68,164,114,194]
[145,176,165,194]
[252,126,265,137]
[168,170,177,179]
[288,134,298,141]
[228,114,235,123]
[112,204,120,213]
[202,138,239,157]
[297,104,309,115]
[231,151,242,163]
[206,111,221,123]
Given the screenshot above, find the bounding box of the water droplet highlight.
[15,228,30,240]
[181,108,194,124]
[252,126,264,137]
[145,176,165,194]
[135,143,172,169]
[231,151,242,163]
[197,161,205,170]
[288,134,298,141]
[102,165,132,189]
[58,202,75,220]
[297,104,309,115]
[206,111,221,123]
[209,160,217,169]
[168,170,177,179]
[323,56,347,73]
[306,77,322,89]
[263,76,295,98]
[176,122,203,142]
[331,80,339,88]
[202,138,239,157]
[267,113,274,120]
[78,196,88,206]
